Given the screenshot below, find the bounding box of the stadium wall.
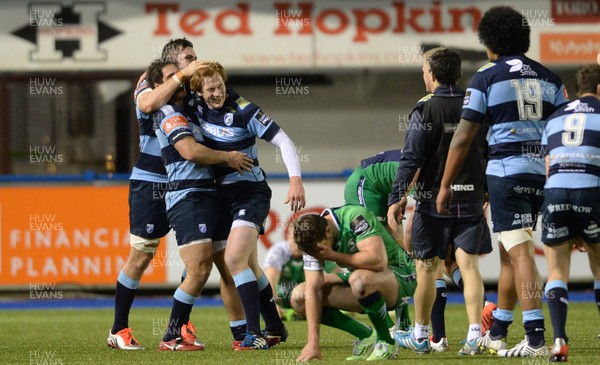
[0,179,596,290]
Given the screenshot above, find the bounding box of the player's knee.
[224,251,245,272]
[130,234,160,253]
[290,285,306,314]
[499,228,533,252]
[415,258,438,273]
[211,240,227,256]
[348,271,373,298]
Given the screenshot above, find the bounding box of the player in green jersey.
[264,228,339,320]
[292,205,416,361]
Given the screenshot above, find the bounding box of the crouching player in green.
[291,206,416,361]
[263,228,340,321]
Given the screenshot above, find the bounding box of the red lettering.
[392,2,426,33]
[316,9,348,34]
[352,8,389,42]
[215,3,251,35]
[146,3,179,36]
[448,7,480,32]
[179,10,209,36]
[429,0,443,33]
[273,2,313,35]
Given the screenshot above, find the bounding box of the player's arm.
[174,136,253,173]
[317,236,388,272]
[268,129,306,212]
[264,266,281,296]
[264,266,284,316]
[137,61,207,114]
[436,118,481,214]
[387,110,427,230]
[297,269,324,361]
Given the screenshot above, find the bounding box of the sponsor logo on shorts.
[547,203,592,213]
[198,223,207,234]
[146,224,155,234]
[511,213,535,226]
[584,221,600,237]
[239,209,246,216]
[513,185,544,196]
[545,225,569,239]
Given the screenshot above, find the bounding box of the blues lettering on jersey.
[542,96,600,189]
[131,79,168,183]
[194,89,280,184]
[153,103,215,210]
[462,56,568,181]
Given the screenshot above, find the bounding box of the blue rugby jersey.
[153,103,215,210]
[462,55,568,181]
[195,89,281,184]
[542,96,600,189]
[131,79,168,183]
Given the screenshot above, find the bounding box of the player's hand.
[225,151,253,174]
[297,342,322,362]
[483,192,490,211]
[285,176,305,213]
[573,237,587,252]
[387,196,407,231]
[436,185,452,214]
[182,60,211,78]
[314,243,334,260]
[136,71,147,88]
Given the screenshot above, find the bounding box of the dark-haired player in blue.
[106,60,172,351]
[152,60,253,351]
[190,62,306,350]
[541,63,600,362]
[437,6,568,358]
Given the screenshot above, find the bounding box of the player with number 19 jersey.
[462,56,568,181]
[462,55,568,232]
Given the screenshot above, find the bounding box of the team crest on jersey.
[146,224,155,234]
[224,113,234,126]
[350,215,370,235]
[198,224,207,234]
[347,239,357,253]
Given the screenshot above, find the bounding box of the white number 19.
[510,79,543,121]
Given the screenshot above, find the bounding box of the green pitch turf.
[1,302,598,364]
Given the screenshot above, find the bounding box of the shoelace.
[182,322,198,344]
[119,328,134,345]
[351,339,366,355]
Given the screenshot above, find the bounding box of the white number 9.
[562,114,586,147]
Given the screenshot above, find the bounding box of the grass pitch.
[1,302,598,364]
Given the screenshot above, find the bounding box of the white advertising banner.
[0,0,597,71]
[164,180,596,287]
